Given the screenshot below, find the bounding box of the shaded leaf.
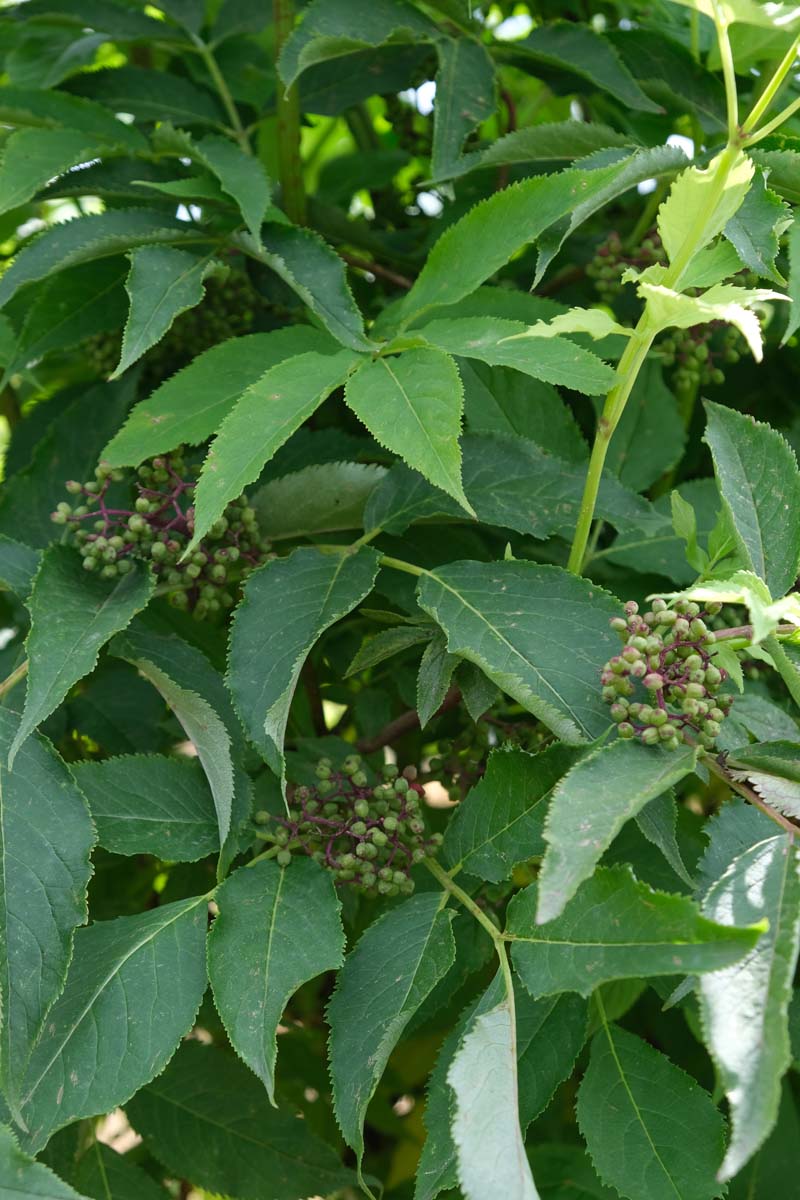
[416,631,458,727]
[0,1124,90,1199]
[253,462,387,540]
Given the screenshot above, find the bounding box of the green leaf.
[699,834,800,1181]
[510,866,761,997]
[112,247,217,377]
[636,791,694,887]
[0,210,207,310]
[103,326,336,466]
[442,743,585,882]
[70,67,225,129]
[0,535,41,600]
[9,548,155,768]
[194,134,271,240]
[328,892,456,1162]
[253,462,387,541]
[603,478,721,585]
[71,1140,168,1200]
[70,754,219,860]
[783,216,800,343]
[243,222,371,350]
[514,21,661,112]
[208,858,344,1102]
[395,148,686,325]
[430,37,495,180]
[416,631,458,727]
[448,995,540,1200]
[658,150,754,284]
[629,276,781,361]
[536,740,697,923]
[577,1024,726,1200]
[347,623,432,676]
[0,85,146,150]
[189,348,361,551]
[126,1041,357,1200]
[0,712,94,1109]
[703,400,800,597]
[607,28,727,129]
[600,358,685,492]
[728,1079,800,1200]
[0,1124,90,1199]
[345,348,473,513]
[461,121,636,176]
[528,1143,615,1200]
[458,660,499,722]
[460,361,587,462]
[0,128,113,219]
[419,317,617,395]
[669,0,800,29]
[416,561,621,743]
[227,547,380,782]
[17,896,208,1152]
[724,168,790,284]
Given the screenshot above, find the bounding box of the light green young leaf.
[70,754,218,861]
[0,712,94,1110]
[431,37,495,179]
[328,893,456,1163]
[208,858,344,1103]
[577,1024,726,1200]
[0,1123,90,1199]
[227,547,380,783]
[442,743,585,882]
[345,348,473,514]
[189,348,361,552]
[632,277,784,360]
[703,400,800,598]
[197,134,271,241]
[419,316,617,395]
[506,307,630,342]
[416,631,458,728]
[671,489,703,570]
[0,210,206,310]
[126,1041,357,1200]
[9,548,154,767]
[448,997,540,1200]
[659,568,800,642]
[112,246,217,377]
[657,150,754,283]
[668,0,800,29]
[537,739,698,924]
[510,866,761,997]
[700,834,800,1181]
[253,462,386,541]
[104,326,336,466]
[0,128,112,219]
[17,897,208,1153]
[417,561,621,744]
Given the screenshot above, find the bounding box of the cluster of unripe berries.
[659,323,742,389]
[257,756,443,897]
[587,230,665,301]
[51,448,270,619]
[602,598,733,750]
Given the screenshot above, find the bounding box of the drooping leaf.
[112,247,217,377]
[0,1124,90,1199]
[70,754,219,860]
[629,276,782,361]
[345,348,473,513]
[17,897,208,1152]
[103,326,336,466]
[703,400,800,599]
[208,858,343,1102]
[417,560,621,743]
[635,790,694,886]
[430,37,495,179]
[0,211,208,310]
[577,1024,726,1200]
[253,462,387,540]
[699,834,800,1181]
[328,892,456,1162]
[188,348,361,551]
[536,740,697,924]
[442,743,585,882]
[126,1041,357,1200]
[0,711,94,1109]
[509,866,761,997]
[448,996,540,1200]
[416,631,458,727]
[196,134,271,241]
[9,548,155,767]
[227,547,380,782]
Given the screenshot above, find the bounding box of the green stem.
[379,554,427,578]
[0,659,28,701]
[742,34,800,134]
[193,38,251,154]
[703,752,798,835]
[246,840,301,869]
[273,0,307,225]
[744,93,800,145]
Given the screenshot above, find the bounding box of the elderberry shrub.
[601,598,733,750]
[51,448,270,619]
[256,755,443,897]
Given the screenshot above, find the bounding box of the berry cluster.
[51,448,270,619]
[259,756,443,897]
[602,598,733,750]
[659,323,742,390]
[587,230,665,301]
